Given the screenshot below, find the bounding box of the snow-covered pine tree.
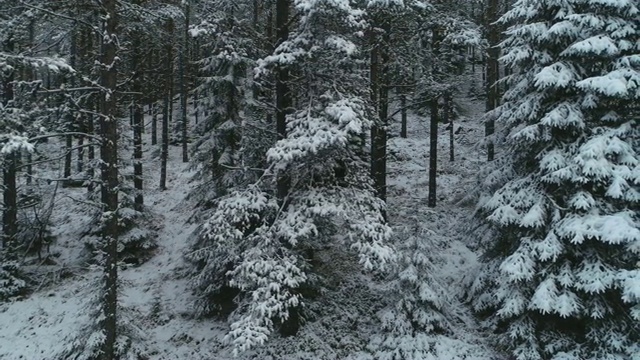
[187,0,394,353]
[470,0,640,359]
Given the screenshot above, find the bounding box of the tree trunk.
[132,14,144,211]
[485,0,499,162]
[370,17,389,207]
[428,97,438,208]
[2,154,17,249]
[2,39,16,249]
[98,0,120,357]
[400,93,407,138]
[87,104,95,193]
[180,0,190,163]
[64,134,72,181]
[77,136,84,173]
[151,103,157,145]
[445,92,454,162]
[160,19,173,191]
[275,0,291,205]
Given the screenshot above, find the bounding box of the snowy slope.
[0,69,503,359]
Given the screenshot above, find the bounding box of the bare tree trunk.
[64,134,72,181]
[180,0,190,163]
[370,16,389,209]
[428,97,438,208]
[87,103,96,193]
[2,154,17,249]
[160,19,173,190]
[275,0,291,205]
[2,39,16,249]
[151,102,158,145]
[132,12,144,211]
[445,92,454,162]
[485,0,499,161]
[77,137,84,172]
[98,0,120,357]
[400,93,407,138]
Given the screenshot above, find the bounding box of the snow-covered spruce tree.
[189,0,262,210]
[0,4,74,299]
[470,0,640,359]
[187,0,394,353]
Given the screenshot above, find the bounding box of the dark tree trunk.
[64,134,73,181]
[2,39,16,249]
[400,93,407,138]
[87,104,95,193]
[151,103,158,145]
[160,19,174,190]
[275,0,291,205]
[445,92,454,162]
[369,17,389,208]
[2,154,17,249]
[132,15,144,211]
[180,0,190,163]
[77,136,84,173]
[428,97,438,208]
[485,0,499,162]
[98,0,120,357]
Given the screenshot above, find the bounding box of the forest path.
[383,68,498,357]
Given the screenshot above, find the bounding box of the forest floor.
[0,69,502,360]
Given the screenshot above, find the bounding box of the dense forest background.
[0,0,638,359]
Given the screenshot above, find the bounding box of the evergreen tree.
[188,0,394,353]
[470,0,640,359]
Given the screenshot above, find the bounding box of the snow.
[0,62,507,359]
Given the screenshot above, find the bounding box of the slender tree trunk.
[275,0,291,205]
[180,0,190,163]
[428,97,438,208]
[485,0,499,162]
[400,93,407,138]
[132,14,144,210]
[64,134,73,181]
[160,19,173,190]
[64,30,78,184]
[2,39,17,249]
[87,103,96,192]
[98,0,120,357]
[77,137,84,172]
[151,103,158,145]
[2,154,17,249]
[369,17,389,207]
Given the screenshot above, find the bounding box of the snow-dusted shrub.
[0,260,27,301]
[470,0,640,359]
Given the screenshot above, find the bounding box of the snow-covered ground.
[0,70,502,359]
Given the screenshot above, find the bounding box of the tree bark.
[180,0,190,163]
[400,93,407,138]
[2,154,17,249]
[151,102,157,145]
[428,97,438,208]
[77,136,84,173]
[370,16,389,207]
[98,0,120,357]
[275,0,291,205]
[485,0,499,162]
[2,39,16,249]
[160,19,173,191]
[132,12,144,211]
